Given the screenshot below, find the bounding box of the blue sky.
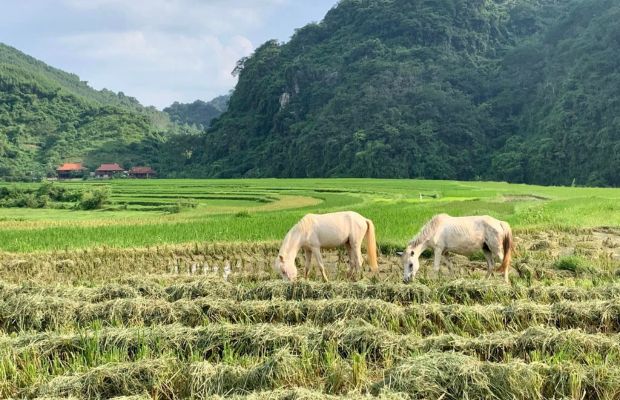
[0,0,338,108]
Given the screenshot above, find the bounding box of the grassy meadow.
[0,178,619,252]
[1,178,620,399]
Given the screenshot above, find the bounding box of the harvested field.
[1,179,619,398]
[1,241,620,399]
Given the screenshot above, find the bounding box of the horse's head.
[275,254,297,281]
[398,245,421,283]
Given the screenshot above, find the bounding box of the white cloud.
[2,0,336,108]
[48,0,283,107]
[61,0,288,35]
[54,29,254,107]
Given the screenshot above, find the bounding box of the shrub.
[77,187,110,210]
[0,183,83,209]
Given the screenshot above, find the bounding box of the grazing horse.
[399,214,514,283]
[275,211,378,281]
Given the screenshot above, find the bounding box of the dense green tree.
[187,0,619,186]
[163,93,230,129]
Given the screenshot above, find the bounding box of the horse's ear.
[396,251,403,257]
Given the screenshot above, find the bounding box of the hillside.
[490,0,620,186]
[190,0,619,186]
[0,43,184,179]
[163,93,230,129]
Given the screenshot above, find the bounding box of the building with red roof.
[128,166,156,179]
[56,163,86,179]
[95,163,124,178]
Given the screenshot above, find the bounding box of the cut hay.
[374,352,620,399]
[36,358,181,399]
[190,349,304,397]
[5,291,620,337]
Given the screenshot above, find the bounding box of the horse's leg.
[312,248,329,282]
[303,248,313,279]
[443,250,454,275]
[433,248,443,277]
[351,241,364,281]
[499,250,509,284]
[483,249,494,279]
[344,241,354,280]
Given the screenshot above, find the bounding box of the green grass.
[0,179,618,252]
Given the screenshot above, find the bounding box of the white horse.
[399,214,514,283]
[275,211,378,281]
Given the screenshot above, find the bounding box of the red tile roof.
[129,166,156,174]
[57,163,85,172]
[96,163,124,172]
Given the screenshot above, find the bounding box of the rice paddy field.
[1,178,620,399]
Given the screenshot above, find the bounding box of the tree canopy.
[191,0,619,186]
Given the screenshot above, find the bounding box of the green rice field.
[0,178,619,252]
[1,179,619,399]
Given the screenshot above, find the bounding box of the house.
[128,166,156,179]
[56,163,86,179]
[95,163,124,178]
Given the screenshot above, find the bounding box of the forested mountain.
[163,93,230,129]
[2,0,619,186]
[490,0,620,186]
[0,43,190,179]
[184,0,619,186]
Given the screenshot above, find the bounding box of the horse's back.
[447,215,505,231]
[478,215,510,233]
[310,211,367,226]
[304,211,367,248]
[433,215,504,250]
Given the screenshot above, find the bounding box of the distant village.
[55,163,156,180]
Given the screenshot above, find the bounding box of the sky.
[0,0,338,109]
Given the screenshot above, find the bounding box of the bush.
[37,182,82,202]
[77,187,110,210]
[0,183,84,209]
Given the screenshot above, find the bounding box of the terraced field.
[1,178,620,252]
[0,179,619,398]
[1,227,619,399]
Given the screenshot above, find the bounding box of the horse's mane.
[408,213,449,248]
[294,214,315,234]
[280,214,314,253]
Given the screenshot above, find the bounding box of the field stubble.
[0,230,619,398]
[1,179,620,398]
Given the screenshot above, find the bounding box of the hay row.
[208,279,620,306]
[30,353,407,400]
[375,351,620,400]
[4,293,620,335]
[20,349,620,400]
[4,278,620,306]
[3,322,620,371]
[1,228,614,284]
[36,354,305,399]
[0,242,280,284]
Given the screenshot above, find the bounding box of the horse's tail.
[365,219,379,273]
[497,222,514,274]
